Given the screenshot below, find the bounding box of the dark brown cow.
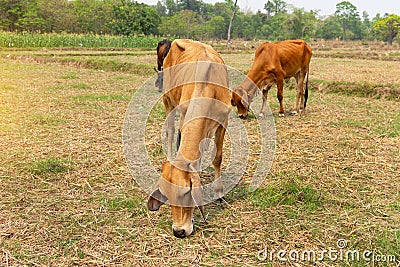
[147,39,231,238]
[156,39,172,71]
[154,39,172,92]
[231,39,312,118]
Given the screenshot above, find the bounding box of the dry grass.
[0,43,399,266]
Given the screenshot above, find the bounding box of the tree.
[177,0,202,12]
[201,15,225,39]
[372,14,400,45]
[158,10,197,38]
[36,0,78,33]
[111,0,160,36]
[155,0,167,16]
[72,0,115,34]
[264,1,274,18]
[335,1,360,40]
[165,0,178,16]
[316,15,343,40]
[284,8,317,39]
[264,0,287,16]
[0,0,45,31]
[226,0,237,48]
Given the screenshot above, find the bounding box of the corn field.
[0,31,161,49]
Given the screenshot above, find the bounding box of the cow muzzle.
[172,221,193,238]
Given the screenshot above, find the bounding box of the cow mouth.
[173,229,186,238]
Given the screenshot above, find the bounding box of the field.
[0,40,399,266]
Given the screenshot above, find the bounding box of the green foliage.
[111,0,160,36]
[372,14,400,45]
[0,0,398,42]
[316,15,343,39]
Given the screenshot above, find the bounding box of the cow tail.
[304,68,309,109]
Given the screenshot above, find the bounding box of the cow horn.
[198,205,207,223]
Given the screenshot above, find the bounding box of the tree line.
[0,0,399,44]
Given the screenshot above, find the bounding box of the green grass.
[72,93,128,103]
[101,195,145,212]
[310,80,400,101]
[375,114,400,137]
[27,157,72,176]
[250,173,322,211]
[332,113,400,138]
[59,72,78,79]
[375,230,400,264]
[31,114,66,125]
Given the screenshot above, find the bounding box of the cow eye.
[177,181,191,198]
[231,99,236,106]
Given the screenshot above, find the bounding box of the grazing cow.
[147,39,231,238]
[155,39,172,92]
[231,39,312,118]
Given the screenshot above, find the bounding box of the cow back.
[251,40,312,83]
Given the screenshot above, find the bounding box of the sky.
[138,0,400,17]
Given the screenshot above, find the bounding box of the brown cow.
[147,39,231,238]
[231,39,312,118]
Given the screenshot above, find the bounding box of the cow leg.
[293,71,306,115]
[276,78,285,116]
[212,125,226,202]
[259,85,272,117]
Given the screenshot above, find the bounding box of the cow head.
[147,161,204,238]
[154,68,163,93]
[231,86,250,118]
[156,39,172,71]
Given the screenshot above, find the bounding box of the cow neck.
[242,74,260,101]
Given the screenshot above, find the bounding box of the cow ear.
[147,161,170,210]
[147,187,168,211]
[241,93,249,110]
[230,98,236,107]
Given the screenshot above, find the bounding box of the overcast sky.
[139,0,399,17]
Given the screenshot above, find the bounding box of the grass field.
[0,41,399,266]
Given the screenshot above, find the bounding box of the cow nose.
[173,229,186,238]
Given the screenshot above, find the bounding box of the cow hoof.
[258,113,264,118]
[278,113,285,117]
[291,111,298,115]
